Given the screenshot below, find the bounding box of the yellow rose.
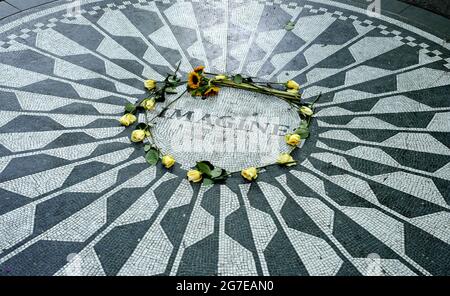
[161,155,175,169]
[286,80,300,90]
[131,129,146,143]
[277,153,296,167]
[187,170,203,183]
[119,113,137,127]
[287,88,299,94]
[241,167,258,181]
[285,133,301,146]
[299,106,313,117]
[141,98,156,110]
[215,74,227,81]
[144,79,157,90]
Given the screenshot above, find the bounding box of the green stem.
[305,93,321,127]
[148,88,188,123]
[143,113,158,150]
[310,93,322,108]
[215,80,300,102]
[251,81,286,86]
[250,83,300,108]
[225,160,297,176]
[174,61,181,75]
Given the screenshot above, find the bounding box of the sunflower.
[194,65,205,73]
[204,86,220,97]
[188,71,201,89]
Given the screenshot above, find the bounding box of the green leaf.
[144,145,151,152]
[145,149,159,166]
[125,103,136,114]
[212,173,229,182]
[165,87,178,94]
[294,127,310,139]
[198,85,209,93]
[210,168,223,179]
[299,121,308,129]
[156,92,166,102]
[203,178,214,186]
[285,21,296,31]
[168,77,180,86]
[233,74,243,84]
[196,162,212,176]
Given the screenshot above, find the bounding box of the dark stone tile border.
[0,0,58,20]
[398,0,450,19]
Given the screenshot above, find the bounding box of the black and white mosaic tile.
[0,0,449,276]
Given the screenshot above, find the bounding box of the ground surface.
[0,0,449,276]
[398,0,450,18]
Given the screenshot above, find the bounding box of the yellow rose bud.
[241,167,258,181]
[287,88,299,94]
[161,155,176,169]
[141,98,156,111]
[286,80,300,90]
[277,153,296,167]
[119,113,137,127]
[299,106,313,117]
[187,170,203,183]
[130,129,146,143]
[215,74,227,81]
[285,133,301,146]
[144,79,157,90]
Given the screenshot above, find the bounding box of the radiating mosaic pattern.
[0,0,449,276]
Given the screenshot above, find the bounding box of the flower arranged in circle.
[121,64,320,186]
[241,167,258,181]
[186,161,229,185]
[194,65,205,73]
[277,153,296,167]
[131,129,146,143]
[299,106,313,117]
[187,67,221,97]
[144,79,157,90]
[215,74,227,81]
[187,170,203,183]
[119,113,137,127]
[285,133,301,146]
[161,155,176,169]
[188,71,201,89]
[286,80,300,90]
[141,98,156,111]
[204,86,220,97]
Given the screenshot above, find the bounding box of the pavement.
[0,0,449,276]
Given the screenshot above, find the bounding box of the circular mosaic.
[152,87,301,171]
[0,0,449,276]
